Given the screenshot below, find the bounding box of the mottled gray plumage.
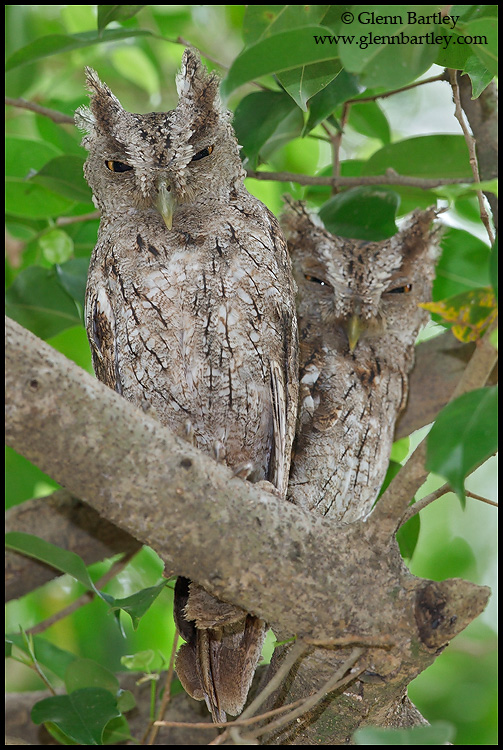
[283,200,439,523]
[76,50,298,722]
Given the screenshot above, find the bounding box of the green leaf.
[463,54,495,98]
[110,46,161,98]
[4,532,100,594]
[304,69,360,134]
[465,17,498,76]
[233,91,303,168]
[121,649,156,672]
[221,26,339,99]
[97,5,146,32]
[5,136,61,178]
[396,512,420,562]
[319,187,399,240]
[435,32,472,69]
[30,155,92,204]
[426,386,498,504]
[6,633,77,680]
[109,583,168,630]
[277,60,342,111]
[432,178,498,202]
[31,688,121,745]
[390,437,410,464]
[65,659,119,695]
[55,257,90,309]
[102,715,134,745]
[116,689,136,713]
[362,135,471,179]
[242,5,331,44]
[5,265,81,339]
[354,720,455,745]
[433,227,491,300]
[35,109,86,156]
[6,29,154,71]
[348,101,390,144]
[39,229,74,265]
[337,6,440,89]
[6,177,76,219]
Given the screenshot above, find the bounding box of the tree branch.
[6,332,496,602]
[369,319,498,539]
[5,96,75,124]
[6,314,492,744]
[245,169,478,190]
[449,70,494,244]
[456,73,498,231]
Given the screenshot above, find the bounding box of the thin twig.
[56,210,100,225]
[145,632,180,745]
[25,551,137,636]
[331,101,350,190]
[235,647,366,743]
[449,70,495,245]
[346,72,448,105]
[209,641,307,745]
[154,696,307,730]
[240,641,307,722]
[400,483,498,526]
[399,482,452,526]
[245,169,477,190]
[5,96,75,124]
[466,489,498,507]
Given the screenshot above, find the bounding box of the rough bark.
[6,332,495,603]
[5,316,492,743]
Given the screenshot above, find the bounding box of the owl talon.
[212,440,224,462]
[184,419,195,445]
[232,461,255,480]
[254,479,282,498]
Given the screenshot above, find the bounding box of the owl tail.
[173,577,266,723]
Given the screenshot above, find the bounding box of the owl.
[75,49,298,722]
[282,199,439,523]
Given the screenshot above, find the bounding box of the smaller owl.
[283,200,440,523]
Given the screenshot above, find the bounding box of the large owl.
[283,200,439,523]
[75,49,298,722]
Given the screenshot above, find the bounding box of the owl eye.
[105,160,133,173]
[305,274,328,287]
[191,145,214,162]
[387,283,413,294]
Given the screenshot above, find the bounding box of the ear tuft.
[176,47,221,109]
[75,67,127,142]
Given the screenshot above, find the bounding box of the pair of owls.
[76,49,438,722]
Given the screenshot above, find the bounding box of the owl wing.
[268,359,288,495]
[264,212,299,497]
[174,578,266,723]
[86,285,122,395]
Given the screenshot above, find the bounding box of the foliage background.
[5,5,497,745]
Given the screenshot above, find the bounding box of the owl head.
[282,199,440,358]
[75,48,245,227]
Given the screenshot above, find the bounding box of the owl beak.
[155,181,176,230]
[346,314,363,353]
